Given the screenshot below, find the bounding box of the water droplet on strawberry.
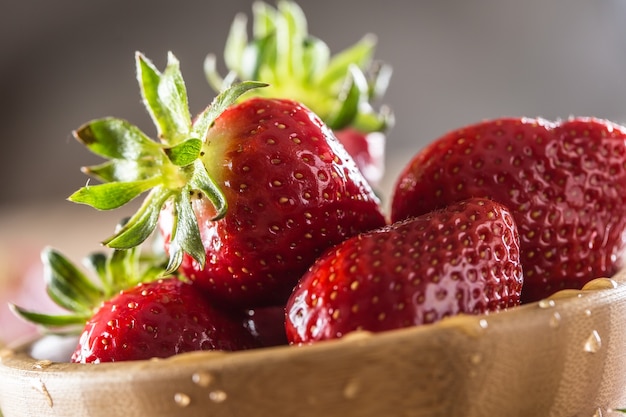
[583,330,602,353]
[174,392,191,407]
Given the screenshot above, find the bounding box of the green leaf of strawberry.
[10,233,168,333]
[69,51,266,272]
[204,0,393,134]
[138,52,191,142]
[165,138,203,167]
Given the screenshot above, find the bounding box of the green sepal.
[137,51,191,144]
[316,34,376,89]
[9,304,89,328]
[68,178,160,211]
[107,246,140,290]
[10,229,171,334]
[325,65,366,131]
[165,188,205,273]
[103,188,173,249]
[165,138,202,167]
[71,51,265,274]
[42,247,104,315]
[189,159,228,221]
[273,0,308,80]
[301,36,331,82]
[82,159,156,183]
[192,81,268,139]
[73,118,162,160]
[205,1,393,134]
[83,252,108,284]
[224,12,250,77]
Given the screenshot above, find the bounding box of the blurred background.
[2,0,626,343]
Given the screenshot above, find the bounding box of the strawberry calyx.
[204,0,393,133]
[68,52,266,273]
[10,234,168,333]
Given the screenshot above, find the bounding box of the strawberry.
[72,277,258,363]
[203,0,393,186]
[11,241,258,363]
[391,117,626,303]
[69,52,386,309]
[285,198,523,344]
[334,128,386,187]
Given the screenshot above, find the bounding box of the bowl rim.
[2,272,626,417]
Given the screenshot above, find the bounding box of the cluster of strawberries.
[13,1,626,363]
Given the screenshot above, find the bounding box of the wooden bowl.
[2,270,626,417]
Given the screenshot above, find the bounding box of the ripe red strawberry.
[72,278,258,363]
[285,198,523,344]
[391,117,626,303]
[203,1,393,186]
[334,128,386,187]
[69,53,386,309]
[11,244,259,363]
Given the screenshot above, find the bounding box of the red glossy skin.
[334,128,386,187]
[285,198,522,344]
[71,278,259,363]
[391,117,626,303]
[160,98,386,309]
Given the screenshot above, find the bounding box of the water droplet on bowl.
[192,371,214,388]
[438,315,488,338]
[470,353,483,365]
[343,380,360,399]
[549,312,561,328]
[582,278,618,291]
[548,289,584,300]
[32,359,53,370]
[0,348,14,362]
[209,390,228,403]
[538,299,556,309]
[174,392,191,407]
[584,330,602,353]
